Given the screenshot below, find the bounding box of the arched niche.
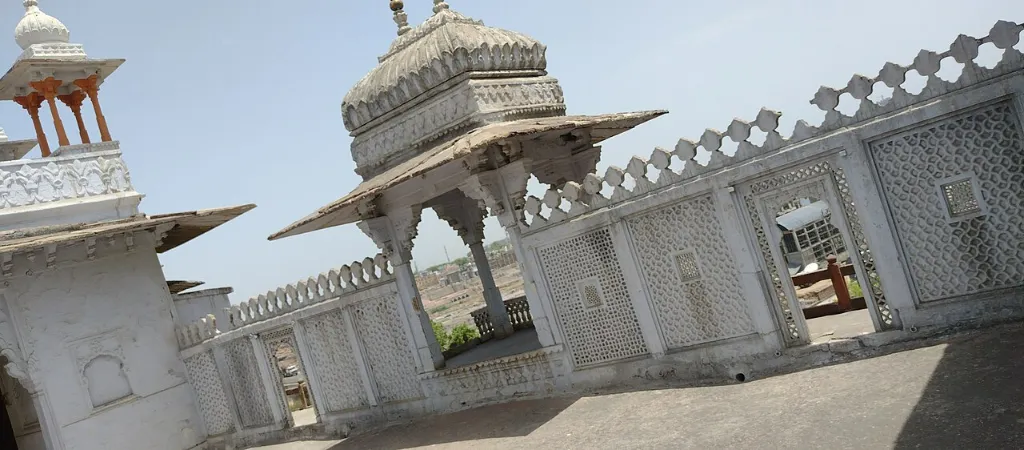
[83,355,133,408]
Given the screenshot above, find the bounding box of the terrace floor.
[255,321,1024,450]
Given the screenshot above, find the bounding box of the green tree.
[448,323,480,348]
[431,321,451,351]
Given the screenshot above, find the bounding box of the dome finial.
[390,1,411,36]
[433,0,450,14]
[14,0,71,51]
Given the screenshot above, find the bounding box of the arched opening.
[83,355,133,408]
[0,356,42,450]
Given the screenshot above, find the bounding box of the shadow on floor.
[328,396,580,450]
[894,325,1024,448]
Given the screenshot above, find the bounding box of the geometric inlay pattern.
[183,351,235,436]
[223,338,274,428]
[627,195,756,349]
[302,310,369,412]
[538,228,648,367]
[578,279,604,309]
[349,294,423,403]
[870,101,1024,302]
[940,177,982,218]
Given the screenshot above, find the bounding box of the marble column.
[358,209,445,371]
[430,189,514,339]
[13,93,49,157]
[74,75,112,142]
[29,77,70,148]
[58,90,90,144]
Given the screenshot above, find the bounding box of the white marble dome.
[14,0,71,50]
[342,7,548,132]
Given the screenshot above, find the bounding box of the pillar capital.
[357,205,422,265]
[28,77,62,99]
[429,190,487,246]
[72,74,100,95]
[460,159,532,229]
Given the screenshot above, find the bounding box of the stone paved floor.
[255,323,1024,450]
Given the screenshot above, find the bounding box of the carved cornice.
[0,226,167,280]
[351,76,565,179]
[0,147,134,211]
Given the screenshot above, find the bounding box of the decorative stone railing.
[0,142,134,211]
[225,254,394,330]
[471,296,534,341]
[176,314,220,350]
[522,19,1024,231]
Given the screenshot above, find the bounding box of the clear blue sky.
[1,1,1021,302]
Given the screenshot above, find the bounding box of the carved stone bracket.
[357,205,423,265]
[430,190,487,245]
[459,159,532,229]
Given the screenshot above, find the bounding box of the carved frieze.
[351,77,566,178]
[0,147,134,210]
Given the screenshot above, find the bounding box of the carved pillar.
[13,93,50,157]
[430,189,514,339]
[29,78,70,148]
[58,90,90,144]
[73,75,112,142]
[460,160,558,348]
[248,335,287,427]
[358,207,445,371]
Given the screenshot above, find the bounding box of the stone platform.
[255,321,1024,449]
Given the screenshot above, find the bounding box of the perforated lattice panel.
[224,338,274,428]
[303,310,369,412]
[627,195,756,349]
[184,351,234,436]
[538,228,648,367]
[350,295,422,403]
[870,102,1024,302]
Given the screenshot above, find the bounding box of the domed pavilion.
[270,0,664,371]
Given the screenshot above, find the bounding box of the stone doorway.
[741,159,895,346]
[261,328,318,428]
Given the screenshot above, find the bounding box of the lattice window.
[349,295,422,403]
[627,196,755,350]
[223,338,274,428]
[870,102,1024,302]
[184,351,235,436]
[939,177,982,218]
[538,228,648,367]
[302,310,368,412]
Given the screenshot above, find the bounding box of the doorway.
[741,159,894,346]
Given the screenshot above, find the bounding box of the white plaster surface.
[4,238,205,450]
[174,288,232,328]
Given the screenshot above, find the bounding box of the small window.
[935,173,986,222]
[941,178,981,217]
[576,278,604,309]
[673,251,701,283]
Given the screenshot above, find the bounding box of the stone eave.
[0,204,255,256]
[0,138,37,161]
[167,280,206,295]
[268,111,667,241]
[0,57,124,100]
[173,286,234,299]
